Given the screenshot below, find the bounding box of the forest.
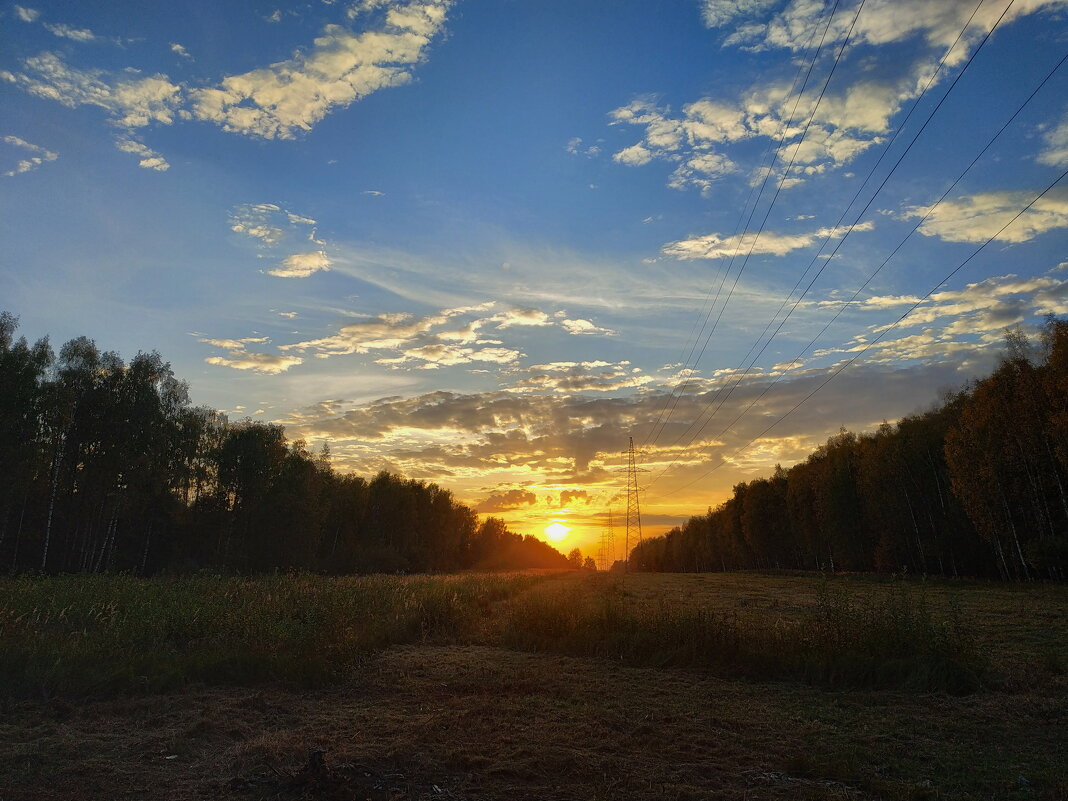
[631,319,1068,581]
[0,312,568,575]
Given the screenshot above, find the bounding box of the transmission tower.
[598,508,616,571]
[624,436,645,571]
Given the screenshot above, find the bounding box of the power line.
[647,0,867,450]
[648,0,1030,483]
[659,165,1068,499]
[641,0,845,448]
[675,0,994,445]
[692,45,1068,460]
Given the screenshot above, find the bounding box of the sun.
[544,521,571,542]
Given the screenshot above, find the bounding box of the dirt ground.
[4,572,1067,800]
[3,640,1066,801]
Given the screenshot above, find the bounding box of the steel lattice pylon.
[598,508,615,571]
[624,436,644,571]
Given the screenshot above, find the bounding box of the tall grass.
[0,572,536,698]
[500,576,987,693]
[1,572,987,699]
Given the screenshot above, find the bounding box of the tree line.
[631,320,1068,580]
[0,313,569,575]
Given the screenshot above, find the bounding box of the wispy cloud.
[2,134,57,177]
[13,5,39,23]
[43,22,97,42]
[115,136,169,171]
[604,1,1068,194]
[189,0,451,139]
[901,188,1068,244]
[200,336,303,374]
[663,221,873,260]
[2,0,453,167]
[1038,108,1068,167]
[269,250,332,278]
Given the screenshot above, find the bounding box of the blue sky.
[2,0,1067,553]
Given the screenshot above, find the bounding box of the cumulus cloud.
[560,318,616,336]
[278,302,614,371]
[701,0,779,29]
[283,310,456,356]
[275,357,989,495]
[269,250,332,278]
[566,136,601,157]
[814,267,1068,363]
[560,489,592,506]
[491,307,553,328]
[608,88,887,192]
[663,220,873,260]
[513,361,651,394]
[2,0,452,168]
[2,52,182,131]
[114,137,169,170]
[200,336,302,374]
[44,23,97,42]
[901,188,1068,244]
[188,0,451,139]
[2,134,57,177]
[722,0,1068,55]
[170,43,192,60]
[1038,109,1068,167]
[606,1,1068,193]
[475,488,537,512]
[376,343,522,369]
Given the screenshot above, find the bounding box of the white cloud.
[283,310,452,356]
[115,137,169,171]
[491,307,553,329]
[1038,109,1068,167]
[514,361,650,393]
[663,220,873,260]
[229,203,317,248]
[612,143,653,166]
[3,0,452,159]
[701,0,779,29]
[607,1,1068,193]
[170,43,192,60]
[200,336,302,374]
[902,188,1068,244]
[813,268,1068,364]
[189,1,451,139]
[44,23,97,42]
[1,52,182,134]
[377,343,522,369]
[566,136,601,157]
[268,250,332,278]
[13,5,39,22]
[723,0,1068,56]
[560,318,616,336]
[2,134,57,177]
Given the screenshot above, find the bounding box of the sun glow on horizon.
[544,521,571,542]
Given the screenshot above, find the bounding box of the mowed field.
[1,571,1065,801]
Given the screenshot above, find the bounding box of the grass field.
[1,571,1065,800]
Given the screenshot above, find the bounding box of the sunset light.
[2,2,1065,797]
[544,522,571,542]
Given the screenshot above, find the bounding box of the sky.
[2,0,1068,558]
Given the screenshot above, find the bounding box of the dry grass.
[1,571,1066,800]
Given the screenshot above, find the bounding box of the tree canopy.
[629,320,1068,581]
[0,313,568,575]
